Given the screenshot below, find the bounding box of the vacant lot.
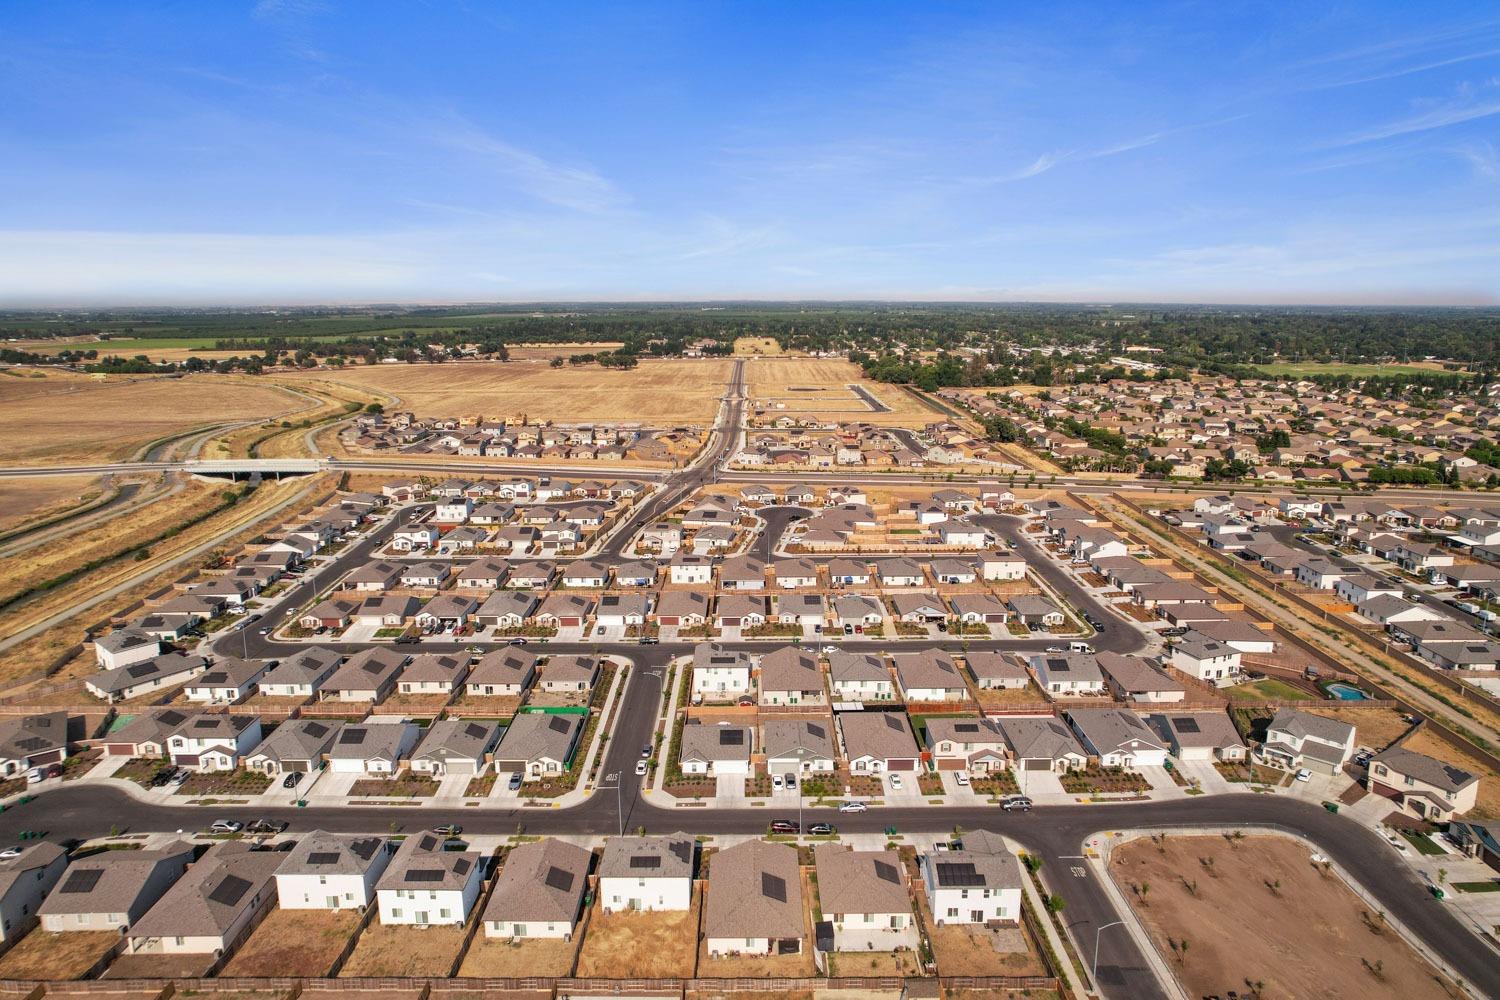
[575,892,701,978]
[1112,834,1455,999]
[221,907,363,976]
[284,359,733,423]
[0,370,298,465]
[1304,705,1414,751]
[0,474,105,536]
[457,934,578,977]
[1251,361,1455,378]
[747,357,937,427]
[339,922,466,977]
[733,336,783,356]
[0,929,117,979]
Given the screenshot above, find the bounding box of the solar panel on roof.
[453,858,472,875]
[719,729,744,745]
[628,855,660,869]
[807,723,826,739]
[464,723,488,740]
[760,871,787,903]
[60,869,103,894]
[543,865,575,893]
[305,722,329,738]
[207,874,253,907]
[547,716,572,734]
[1175,718,1201,734]
[873,860,899,884]
[338,729,367,745]
[954,724,979,733]
[307,852,341,865]
[936,862,984,887]
[406,869,444,882]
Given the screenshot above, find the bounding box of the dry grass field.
[1112,835,1456,1000]
[574,892,701,978]
[220,908,364,977]
[457,934,579,977]
[338,922,465,977]
[733,336,783,356]
[0,930,118,979]
[0,369,299,465]
[283,358,732,424]
[0,474,106,535]
[746,357,940,426]
[1303,706,1415,751]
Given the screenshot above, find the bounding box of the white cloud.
[428,116,626,214]
[1327,91,1500,147]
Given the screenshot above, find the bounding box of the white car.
[955,771,970,786]
[0,846,23,859]
[838,801,868,813]
[1294,769,1312,782]
[209,819,242,833]
[634,759,648,776]
[888,774,903,790]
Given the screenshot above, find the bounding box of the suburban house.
[466,648,537,698]
[245,719,343,775]
[126,843,282,955]
[891,649,967,701]
[828,651,894,702]
[999,717,1088,772]
[376,832,485,926]
[183,657,267,704]
[482,838,591,940]
[1368,744,1481,822]
[475,591,537,630]
[949,593,1010,626]
[1029,653,1106,696]
[0,711,70,779]
[1007,594,1064,626]
[397,653,469,695]
[411,719,500,777]
[258,647,342,698]
[598,834,696,913]
[655,590,710,628]
[925,716,1009,773]
[839,710,920,772]
[813,845,915,952]
[39,842,193,933]
[758,647,825,706]
[320,648,406,703]
[963,652,1031,690]
[534,593,593,629]
[492,712,584,781]
[762,719,837,777]
[920,830,1022,926]
[326,722,420,775]
[1149,712,1247,762]
[94,629,162,671]
[1257,708,1356,774]
[1098,653,1186,703]
[1167,633,1242,684]
[678,724,753,776]
[86,652,208,703]
[1066,709,1169,768]
[692,643,753,699]
[0,842,69,941]
[540,654,600,693]
[704,840,804,957]
[274,832,391,910]
[167,714,262,771]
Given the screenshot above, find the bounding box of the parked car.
[772,774,784,790]
[838,801,868,813]
[888,774,903,790]
[507,637,529,645]
[634,759,648,776]
[0,846,23,859]
[808,823,835,836]
[769,820,798,834]
[210,819,243,833]
[1045,646,1064,653]
[431,824,463,837]
[1000,795,1033,812]
[639,636,659,644]
[641,744,653,758]
[247,819,288,834]
[955,771,970,786]
[282,772,305,788]
[171,769,190,785]
[1294,769,1312,782]
[507,773,523,790]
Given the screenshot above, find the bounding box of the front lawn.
[350,773,439,798]
[1400,830,1446,856]
[1060,766,1150,794]
[1452,880,1500,893]
[176,769,272,797]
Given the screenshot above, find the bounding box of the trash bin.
[1323,801,1339,814]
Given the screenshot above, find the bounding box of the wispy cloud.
[1326,88,1500,147]
[980,115,1244,184]
[428,115,625,214]
[1453,140,1500,178]
[251,0,329,19]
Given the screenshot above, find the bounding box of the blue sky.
[2,1,1499,305]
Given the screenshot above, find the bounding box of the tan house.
[1368,745,1480,822]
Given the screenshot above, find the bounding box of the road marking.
[1071,866,1087,878]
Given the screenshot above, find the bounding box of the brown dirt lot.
[220,907,364,977]
[338,922,466,977]
[1112,835,1456,1000]
[0,370,299,466]
[282,358,733,424]
[0,474,106,536]
[746,357,941,427]
[574,890,701,978]
[456,934,578,977]
[1303,705,1416,751]
[103,951,217,978]
[0,929,118,979]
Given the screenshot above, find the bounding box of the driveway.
[715,773,746,806]
[882,773,927,806]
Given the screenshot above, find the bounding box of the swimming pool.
[1326,682,1370,701]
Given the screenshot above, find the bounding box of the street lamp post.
[1092,919,1125,985]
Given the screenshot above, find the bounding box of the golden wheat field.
[0,369,301,465]
[283,358,734,423]
[746,357,940,425]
